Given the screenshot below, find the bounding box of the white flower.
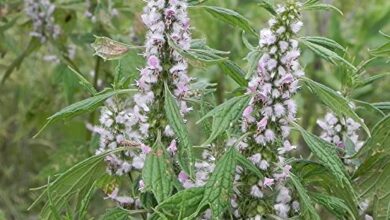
[291,21,303,33]
[250,185,264,198]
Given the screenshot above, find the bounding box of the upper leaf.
[302,77,370,136]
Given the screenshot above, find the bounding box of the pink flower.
[243,106,256,123]
[147,55,161,70]
[168,139,177,154]
[257,117,268,131]
[141,144,151,154]
[263,177,275,187]
[178,171,189,183]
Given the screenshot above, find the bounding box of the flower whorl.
[236,1,304,218]
[24,0,61,43]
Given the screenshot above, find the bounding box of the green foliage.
[194,6,257,36]
[164,83,195,176]
[197,95,251,145]
[302,77,370,135]
[142,132,175,203]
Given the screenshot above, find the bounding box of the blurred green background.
[0,0,389,219]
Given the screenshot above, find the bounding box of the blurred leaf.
[311,193,354,219]
[218,60,247,86]
[197,95,250,145]
[289,173,321,220]
[258,0,276,15]
[373,102,390,111]
[1,37,41,84]
[300,38,355,71]
[34,89,136,138]
[300,36,346,51]
[29,148,126,219]
[142,132,175,203]
[235,150,264,179]
[195,6,257,36]
[102,207,130,220]
[302,3,343,16]
[151,187,205,219]
[67,66,97,95]
[164,83,195,177]
[302,77,370,136]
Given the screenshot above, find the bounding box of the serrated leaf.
[142,132,175,203]
[300,38,355,71]
[244,49,262,79]
[302,3,343,15]
[29,148,126,219]
[164,83,194,176]
[198,95,251,145]
[189,148,237,219]
[195,6,257,36]
[289,173,321,220]
[302,77,370,136]
[34,89,136,138]
[292,122,357,202]
[218,60,247,86]
[311,193,355,219]
[152,187,205,219]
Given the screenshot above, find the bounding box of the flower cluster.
[88,98,147,207]
[92,0,194,205]
[235,1,304,218]
[317,112,363,154]
[24,0,61,43]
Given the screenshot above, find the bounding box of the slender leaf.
[302,77,370,136]
[218,60,247,86]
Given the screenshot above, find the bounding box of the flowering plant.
[1,0,386,219]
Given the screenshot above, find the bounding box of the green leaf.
[67,66,97,95]
[289,173,321,220]
[197,95,251,145]
[34,89,136,138]
[1,37,41,84]
[370,41,390,58]
[358,73,390,87]
[302,3,343,15]
[235,150,264,179]
[292,122,357,202]
[373,102,390,111]
[257,0,276,15]
[168,37,227,64]
[29,148,126,219]
[152,187,205,219]
[195,6,257,36]
[311,193,355,219]
[189,148,237,219]
[102,207,130,220]
[300,38,355,71]
[218,60,247,86]
[244,49,262,79]
[352,114,390,159]
[302,77,370,136]
[142,132,175,203]
[300,36,345,51]
[164,83,194,177]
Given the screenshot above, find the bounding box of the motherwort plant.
[91,0,194,206]
[235,1,304,218]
